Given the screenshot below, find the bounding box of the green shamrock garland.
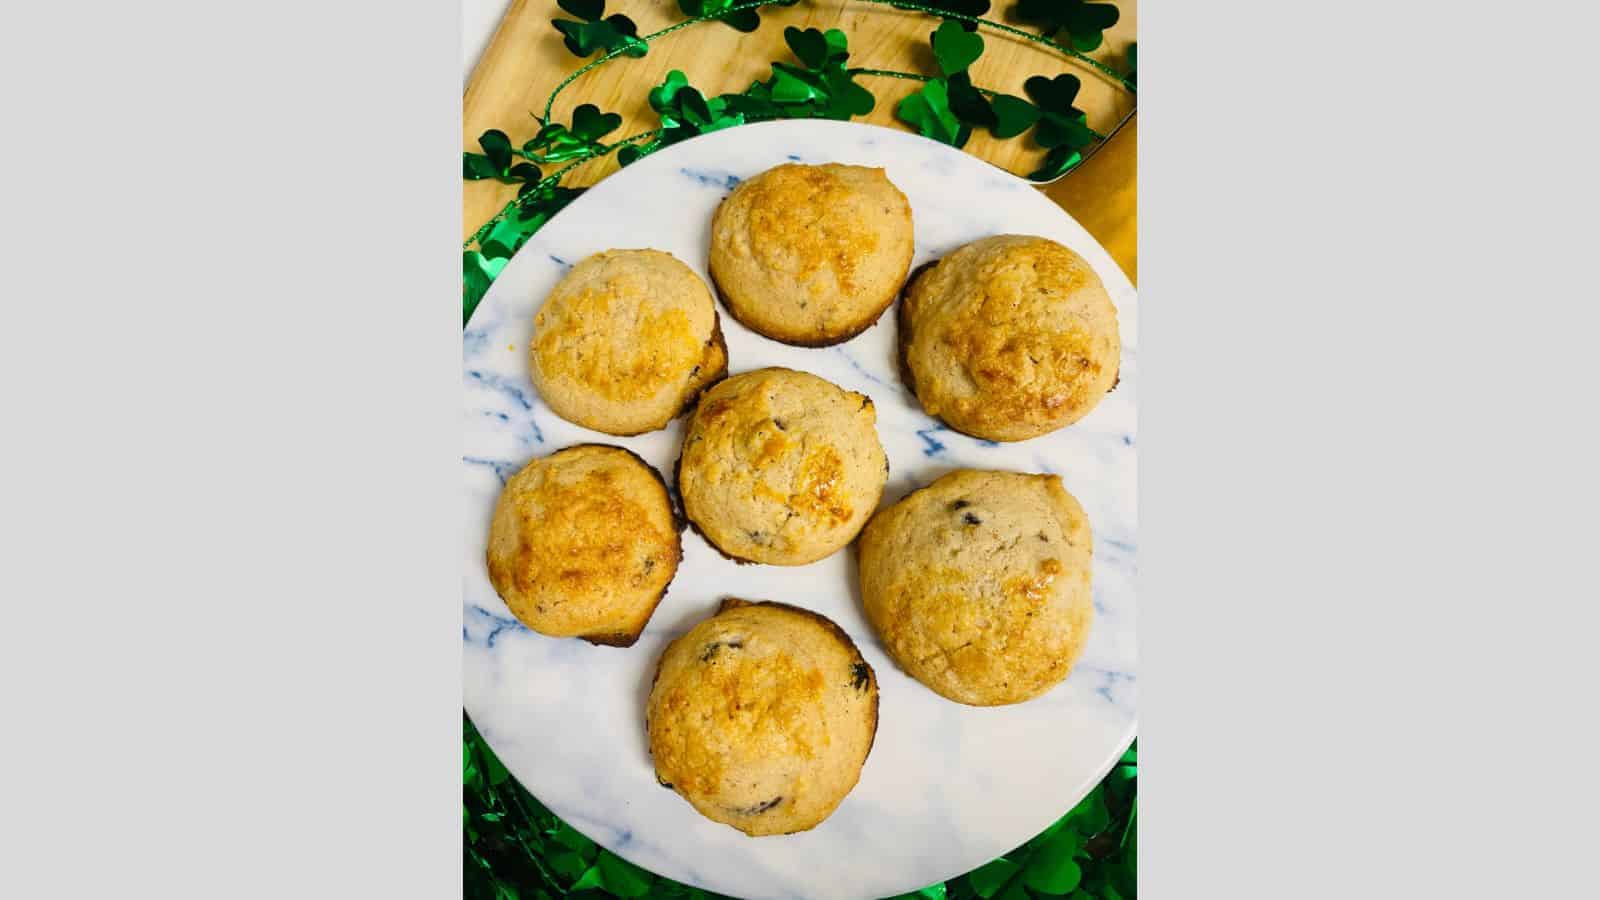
[1013,0,1122,52]
[614,26,878,167]
[897,21,983,146]
[678,0,799,33]
[465,715,702,900]
[891,19,1098,180]
[551,0,647,57]
[524,104,626,163]
[1022,73,1097,180]
[462,23,891,322]
[462,2,1135,320]
[741,26,878,119]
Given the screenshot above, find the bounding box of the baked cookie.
[858,470,1093,705]
[899,235,1120,441]
[530,249,727,435]
[677,368,887,566]
[647,598,878,836]
[709,163,914,346]
[485,444,682,646]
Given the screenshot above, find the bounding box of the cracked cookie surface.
[677,367,886,566]
[858,469,1093,705]
[647,598,878,836]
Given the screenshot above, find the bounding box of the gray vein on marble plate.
[830,344,896,391]
[679,166,742,190]
[464,603,528,649]
[466,369,532,410]
[462,455,519,485]
[465,369,544,444]
[463,326,492,357]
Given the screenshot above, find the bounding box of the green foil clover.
[621,28,875,168]
[678,0,799,33]
[462,252,507,327]
[746,27,876,119]
[988,93,1041,139]
[1012,0,1122,53]
[898,78,966,147]
[551,0,647,58]
[616,70,742,167]
[931,19,984,74]
[657,71,745,138]
[464,130,543,184]
[463,181,582,323]
[897,21,987,147]
[523,103,624,163]
[1024,72,1096,180]
[895,21,1059,153]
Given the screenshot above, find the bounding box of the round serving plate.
[463,119,1137,900]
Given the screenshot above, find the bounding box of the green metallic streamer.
[464,714,1137,899]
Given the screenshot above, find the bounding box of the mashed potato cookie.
[486,444,681,646]
[676,367,887,566]
[530,249,727,435]
[899,235,1120,441]
[647,598,878,836]
[858,469,1093,705]
[709,164,913,346]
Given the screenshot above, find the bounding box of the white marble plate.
[464,119,1137,900]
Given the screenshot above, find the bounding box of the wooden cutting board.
[464,0,1136,282]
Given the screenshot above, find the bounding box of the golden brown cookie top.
[486,444,681,646]
[858,469,1094,705]
[647,598,878,835]
[709,164,913,346]
[901,235,1120,441]
[531,249,727,435]
[677,367,887,566]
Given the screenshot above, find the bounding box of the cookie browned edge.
[894,257,940,411]
[671,306,730,422]
[853,472,956,685]
[543,443,686,648]
[672,440,761,566]
[895,257,1017,443]
[857,469,1085,706]
[707,249,906,349]
[644,596,881,835]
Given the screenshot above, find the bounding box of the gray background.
[1,0,1595,896]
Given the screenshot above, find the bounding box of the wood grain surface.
[464,0,1136,282]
